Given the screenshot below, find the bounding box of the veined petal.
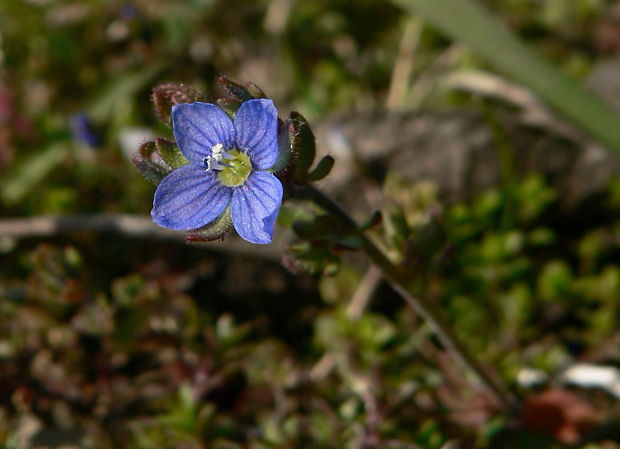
[152,164,232,230]
[230,171,283,244]
[234,99,279,170]
[172,102,236,166]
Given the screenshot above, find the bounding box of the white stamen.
[211,143,225,158]
[204,143,227,172]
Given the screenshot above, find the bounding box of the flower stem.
[298,184,520,415]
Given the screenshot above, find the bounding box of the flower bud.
[132,140,172,184]
[154,138,188,168]
[216,98,242,120]
[152,83,205,125]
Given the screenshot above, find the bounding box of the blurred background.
[1,0,620,447]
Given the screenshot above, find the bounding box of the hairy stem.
[299,184,520,414]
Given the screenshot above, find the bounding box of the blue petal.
[230,171,283,244]
[233,99,279,170]
[172,102,236,166]
[152,164,232,230]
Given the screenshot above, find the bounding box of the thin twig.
[346,265,383,320]
[0,214,285,260]
[309,353,336,381]
[298,184,520,415]
[311,267,383,384]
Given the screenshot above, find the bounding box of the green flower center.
[217,149,252,187]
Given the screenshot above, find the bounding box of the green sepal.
[288,112,316,183]
[132,157,167,185]
[307,155,334,182]
[185,208,233,242]
[151,83,205,125]
[216,98,242,120]
[217,76,253,102]
[132,140,172,184]
[268,120,292,172]
[155,138,188,169]
[245,82,266,98]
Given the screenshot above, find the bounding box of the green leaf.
[277,205,314,228]
[1,143,69,205]
[245,81,266,98]
[392,0,620,153]
[307,155,334,182]
[289,112,316,182]
[89,63,166,123]
[537,260,573,301]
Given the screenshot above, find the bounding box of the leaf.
[132,140,172,184]
[307,155,334,182]
[392,0,620,153]
[288,112,316,182]
[89,63,166,123]
[1,143,69,205]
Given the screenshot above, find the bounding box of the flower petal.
[152,164,232,230]
[233,99,279,170]
[172,102,235,166]
[230,171,283,244]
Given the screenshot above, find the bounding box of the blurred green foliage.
[1,172,619,447]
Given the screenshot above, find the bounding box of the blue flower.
[151,99,283,244]
[71,113,101,148]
